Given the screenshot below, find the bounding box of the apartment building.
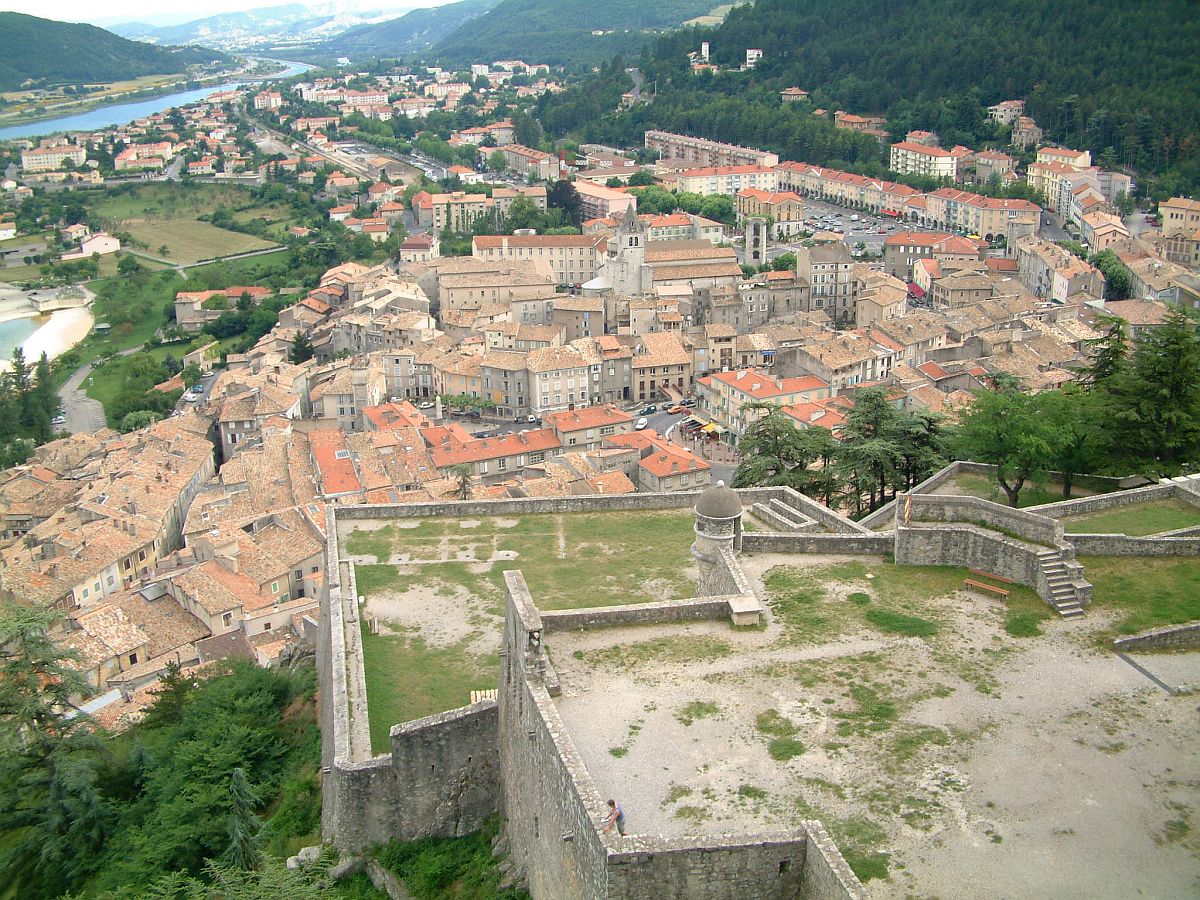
[1159,197,1200,267]
[987,100,1025,125]
[543,405,634,451]
[472,234,607,287]
[1014,235,1105,302]
[795,243,858,323]
[21,144,86,172]
[696,369,830,439]
[920,188,1040,242]
[736,189,805,237]
[644,130,779,168]
[573,179,637,221]
[889,141,958,179]
[882,232,985,280]
[671,165,778,197]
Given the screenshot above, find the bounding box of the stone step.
[752,502,802,533]
[1058,608,1085,618]
[767,498,808,527]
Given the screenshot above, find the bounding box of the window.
[497,458,508,470]
[264,622,271,632]
[222,612,233,628]
[129,653,138,665]
[138,549,147,562]
[270,581,279,593]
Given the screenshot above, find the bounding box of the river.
[0,58,313,141]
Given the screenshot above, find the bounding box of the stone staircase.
[752,498,816,533]
[1037,548,1086,618]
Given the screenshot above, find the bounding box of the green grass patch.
[755,709,798,737]
[768,737,806,761]
[675,700,720,725]
[347,511,697,610]
[835,684,899,736]
[359,618,496,754]
[1079,555,1200,638]
[847,591,872,605]
[579,634,732,669]
[737,784,768,800]
[947,473,1101,508]
[864,607,940,637]
[125,219,277,264]
[890,725,950,762]
[1004,610,1046,637]
[664,784,693,804]
[375,822,529,900]
[674,805,709,822]
[1062,499,1200,536]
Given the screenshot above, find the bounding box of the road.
[58,350,141,434]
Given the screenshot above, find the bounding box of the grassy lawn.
[124,220,277,265]
[942,473,1102,508]
[90,183,257,222]
[185,248,292,281]
[1062,499,1200,536]
[359,618,498,754]
[347,511,698,609]
[85,343,199,424]
[763,559,1051,646]
[350,510,698,751]
[231,205,302,239]
[1078,555,1200,638]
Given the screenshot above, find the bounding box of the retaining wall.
[741,533,896,555]
[539,597,733,633]
[904,494,1063,546]
[895,525,1055,603]
[1112,622,1200,652]
[1065,534,1200,556]
[1028,482,1197,519]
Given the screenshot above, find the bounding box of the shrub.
[865,608,939,637]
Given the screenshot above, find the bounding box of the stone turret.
[691,480,743,593]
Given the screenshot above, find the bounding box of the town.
[1,2,1198,898]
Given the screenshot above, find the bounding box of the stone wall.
[388,702,500,840]
[539,598,733,633]
[1065,534,1200,556]
[1112,622,1200,652]
[904,494,1063,546]
[895,525,1046,599]
[336,491,701,523]
[801,821,870,900]
[741,533,895,556]
[1028,482,1194,520]
[498,571,864,900]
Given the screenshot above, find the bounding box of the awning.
[700,423,718,433]
[881,209,900,217]
[908,282,926,298]
[686,415,708,426]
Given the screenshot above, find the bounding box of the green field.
[124,220,277,265]
[1079,555,1200,639]
[939,473,1105,508]
[90,183,259,222]
[1062,499,1200,536]
[349,510,699,751]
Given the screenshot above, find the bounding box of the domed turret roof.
[695,480,743,519]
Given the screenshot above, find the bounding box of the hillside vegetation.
[432,0,718,67]
[538,0,1200,197]
[323,0,502,59]
[0,13,223,91]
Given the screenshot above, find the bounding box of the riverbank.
[0,307,94,370]
[0,58,309,141]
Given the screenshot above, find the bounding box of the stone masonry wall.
[801,821,870,900]
[895,525,1046,597]
[388,702,500,840]
[606,837,808,900]
[1028,482,1195,519]
[1065,534,1200,556]
[539,597,732,633]
[1112,622,1200,652]
[741,533,895,556]
[904,494,1063,546]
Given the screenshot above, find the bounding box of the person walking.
[602,799,626,836]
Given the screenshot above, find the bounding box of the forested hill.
[0,13,224,91]
[322,0,503,59]
[432,0,718,68]
[537,0,1200,198]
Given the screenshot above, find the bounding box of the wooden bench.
[963,578,1010,599]
[969,568,1014,584]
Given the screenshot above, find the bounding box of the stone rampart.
[903,494,1063,546]
[337,491,700,523]
[1112,622,1200,652]
[1064,534,1200,556]
[539,598,733,632]
[498,572,864,900]
[895,524,1046,598]
[741,533,895,556]
[388,702,500,840]
[1028,482,1194,519]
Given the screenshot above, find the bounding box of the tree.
[117,253,145,276]
[1090,249,1132,300]
[120,410,162,432]
[0,603,110,896]
[627,169,656,187]
[290,332,314,364]
[956,386,1062,506]
[547,180,582,228]
[836,387,903,514]
[771,252,796,272]
[450,463,472,499]
[1115,309,1200,475]
[1079,314,1129,386]
[487,150,507,173]
[221,768,263,871]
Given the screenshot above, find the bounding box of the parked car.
[192,383,205,394]
[635,417,649,431]
[417,401,434,409]
[52,414,66,427]
[526,414,538,423]
[669,404,688,414]
[640,405,657,415]
[471,431,489,438]
[201,370,215,378]
[183,392,197,402]
[681,398,697,407]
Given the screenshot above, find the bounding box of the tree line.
[736,311,1200,513]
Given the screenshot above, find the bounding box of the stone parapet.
[1113,621,1200,652]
